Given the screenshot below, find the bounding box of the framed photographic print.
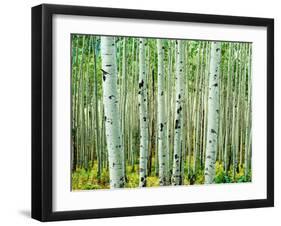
[31,4,274,221]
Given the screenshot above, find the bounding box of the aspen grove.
[71,35,252,190]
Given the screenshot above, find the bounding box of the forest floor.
[72,160,251,190]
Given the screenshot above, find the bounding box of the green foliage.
[214,164,232,183]
[72,160,251,190]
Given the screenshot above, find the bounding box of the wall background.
[0,0,278,225]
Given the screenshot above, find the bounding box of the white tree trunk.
[157,39,168,185]
[204,41,221,184]
[101,36,125,188]
[172,40,184,185]
[138,38,149,187]
[245,44,252,177]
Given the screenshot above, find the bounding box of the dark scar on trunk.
[211,129,217,134]
[160,123,164,132]
[139,79,144,89]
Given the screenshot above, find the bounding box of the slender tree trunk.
[172,40,184,185]
[157,39,168,185]
[100,37,125,188]
[192,43,202,174]
[204,41,221,184]
[231,44,241,180]
[138,38,149,187]
[92,37,101,180]
[245,44,252,178]
[224,43,232,173]
[121,38,127,180]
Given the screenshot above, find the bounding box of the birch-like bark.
[231,44,241,179]
[92,37,101,180]
[172,40,184,185]
[121,38,127,180]
[157,39,168,185]
[101,36,125,188]
[224,43,232,172]
[138,38,149,187]
[204,41,221,184]
[245,44,252,177]
[192,43,202,174]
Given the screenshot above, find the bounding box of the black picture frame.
[31,3,274,222]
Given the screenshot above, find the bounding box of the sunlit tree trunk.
[157,39,168,185]
[138,38,149,187]
[204,41,221,184]
[101,36,125,188]
[172,40,184,185]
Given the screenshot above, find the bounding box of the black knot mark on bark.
[207,155,211,159]
[140,40,142,43]
[141,177,145,182]
[138,91,141,95]
[175,119,180,129]
[105,64,112,67]
[101,69,109,75]
[104,116,107,121]
[213,83,218,87]
[211,129,217,134]
[161,91,164,96]
[139,79,144,89]
[160,123,164,132]
[108,95,115,99]
[177,106,182,114]
[209,140,212,143]
[101,69,109,82]
[216,48,220,52]
[162,46,165,50]
[180,69,182,72]
[178,94,181,99]
[216,109,219,113]
[143,117,147,122]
